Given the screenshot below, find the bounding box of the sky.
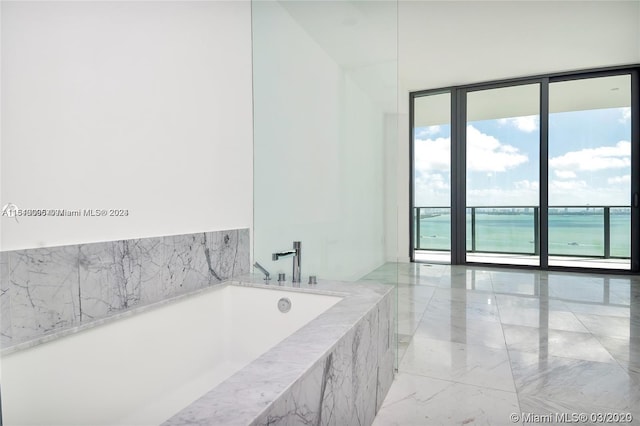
[414,107,631,207]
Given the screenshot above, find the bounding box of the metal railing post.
[534,207,540,255]
[604,207,610,258]
[471,207,476,252]
[416,207,421,250]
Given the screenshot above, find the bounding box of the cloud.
[414,125,529,175]
[619,107,631,123]
[467,125,529,172]
[607,174,631,185]
[550,180,587,190]
[414,172,450,206]
[498,115,538,133]
[554,170,577,179]
[549,141,630,172]
[415,125,442,139]
[514,180,539,190]
[414,136,450,172]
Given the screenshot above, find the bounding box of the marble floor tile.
[498,307,589,333]
[563,301,630,318]
[415,315,507,349]
[397,333,414,365]
[575,313,632,339]
[596,335,640,365]
[509,350,640,411]
[397,309,428,336]
[437,271,493,292]
[422,297,501,323]
[399,335,515,392]
[502,324,615,363]
[548,276,614,304]
[431,287,496,304]
[372,263,640,426]
[396,286,436,306]
[495,293,571,311]
[372,373,520,426]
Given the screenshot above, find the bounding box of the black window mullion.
[540,78,549,269]
[631,69,640,273]
[451,88,467,265]
[409,92,416,262]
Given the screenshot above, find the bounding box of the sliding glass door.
[548,75,632,269]
[412,92,452,263]
[465,84,541,266]
[410,67,638,272]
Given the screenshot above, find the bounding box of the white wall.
[396,0,640,262]
[252,1,390,281]
[1,1,253,251]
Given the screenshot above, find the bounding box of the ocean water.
[416,211,631,258]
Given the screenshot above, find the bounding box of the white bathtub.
[1,284,342,426]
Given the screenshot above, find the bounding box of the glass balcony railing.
[414,206,631,259]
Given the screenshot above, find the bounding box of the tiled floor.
[362,263,640,425]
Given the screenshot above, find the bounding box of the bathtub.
[1,284,342,425]
[1,278,395,426]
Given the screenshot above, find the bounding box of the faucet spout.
[253,261,271,281]
[272,241,301,283]
[272,250,295,261]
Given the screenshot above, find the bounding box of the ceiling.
[415,74,632,127]
[277,0,640,115]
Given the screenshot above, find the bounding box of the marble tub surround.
[371,263,640,425]
[163,275,395,426]
[0,229,249,349]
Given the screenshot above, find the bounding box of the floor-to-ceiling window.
[548,75,632,269]
[411,67,639,272]
[412,92,452,263]
[465,84,541,266]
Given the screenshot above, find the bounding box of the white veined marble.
[1,284,341,425]
[0,229,250,348]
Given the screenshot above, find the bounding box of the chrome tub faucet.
[253,261,271,282]
[272,241,301,283]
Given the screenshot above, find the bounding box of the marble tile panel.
[423,296,501,323]
[502,324,615,363]
[431,287,496,305]
[372,373,520,426]
[79,237,166,321]
[415,313,507,349]
[397,333,413,365]
[376,349,396,412]
[575,313,632,339]
[251,297,385,426]
[495,293,572,312]
[490,270,540,291]
[608,278,633,305]
[376,292,393,364]
[396,286,436,306]
[498,307,589,333]
[1,229,249,349]
[399,335,515,392]
[596,335,640,383]
[437,270,493,292]
[1,251,12,346]
[563,301,630,318]
[548,275,613,304]
[509,350,640,411]
[5,245,80,342]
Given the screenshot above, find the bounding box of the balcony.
[413,206,631,269]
